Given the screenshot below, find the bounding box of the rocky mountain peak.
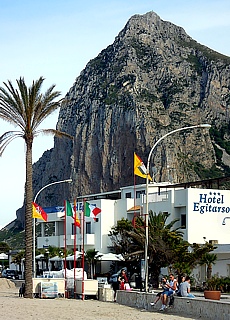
[119,11,189,43]
[16,12,230,226]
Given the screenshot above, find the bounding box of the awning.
[0,253,8,260]
[35,254,44,260]
[49,255,63,262]
[65,251,83,261]
[127,205,141,212]
[96,252,124,261]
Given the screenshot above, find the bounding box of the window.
[72,224,78,235]
[136,190,145,198]
[44,222,55,236]
[86,222,91,234]
[181,214,186,229]
[125,192,131,198]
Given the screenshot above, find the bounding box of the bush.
[205,276,230,292]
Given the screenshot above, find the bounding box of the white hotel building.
[37,179,230,281]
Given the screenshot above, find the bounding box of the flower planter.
[204,290,221,300]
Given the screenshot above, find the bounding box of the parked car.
[2,269,19,280]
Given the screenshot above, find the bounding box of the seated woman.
[180,276,195,298]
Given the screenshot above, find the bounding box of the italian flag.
[65,200,80,228]
[85,202,101,218]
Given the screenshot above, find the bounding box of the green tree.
[109,212,184,286]
[12,250,25,273]
[85,248,100,279]
[132,211,184,285]
[0,77,72,298]
[199,253,217,280]
[171,241,214,283]
[109,212,214,287]
[39,245,65,259]
[109,218,134,255]
[0,241,10,253]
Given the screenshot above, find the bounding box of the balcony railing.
[37,233,95,249]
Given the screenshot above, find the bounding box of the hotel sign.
[193,191,230,214]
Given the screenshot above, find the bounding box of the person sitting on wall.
[160,273,178,311]
[177,275,185,297]
[180,276,195,298]
[150,276,169,307]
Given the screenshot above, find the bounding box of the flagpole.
[133,173,136,228]
[73,199,77,299]
[82,198,86,301]
[64,200,67,298]
[33,215,36,281]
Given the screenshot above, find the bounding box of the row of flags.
[32,152,149,223]
[32,200,101,225]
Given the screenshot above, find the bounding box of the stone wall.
[116,290,230,320]
[98,287,114,301]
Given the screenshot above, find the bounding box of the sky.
[0,0,230,229]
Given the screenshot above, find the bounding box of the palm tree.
[0,77,72,298]
[12,250,25,274]
[109,211,184,286]
[85,248,99,279]
[199,253,217,279]
[135,211,184,285]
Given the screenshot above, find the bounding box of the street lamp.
[33,179,72,278]
[222,217,230,225]
[144,123,211,291]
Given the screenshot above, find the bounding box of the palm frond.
[38,129,73,140]
[0,85,26,129]
[0,131,22,156]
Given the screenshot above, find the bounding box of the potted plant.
[204,276,221,300]
[199,253,221,300]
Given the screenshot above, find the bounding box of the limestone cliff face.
[17,12,230,223]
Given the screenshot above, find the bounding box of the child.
[19,283,25,297]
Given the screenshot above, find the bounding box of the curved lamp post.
[33,179,72,278]
[222,217,230,225]
[144,123,211,291]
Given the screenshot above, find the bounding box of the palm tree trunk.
[24,141,33,298]
[207,265,212,280]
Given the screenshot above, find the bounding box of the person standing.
[180,276,195,298]
[118,269,129,290]
[111,278,120,302]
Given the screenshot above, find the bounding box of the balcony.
[37,233,95,249]
[71,233,95,246]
